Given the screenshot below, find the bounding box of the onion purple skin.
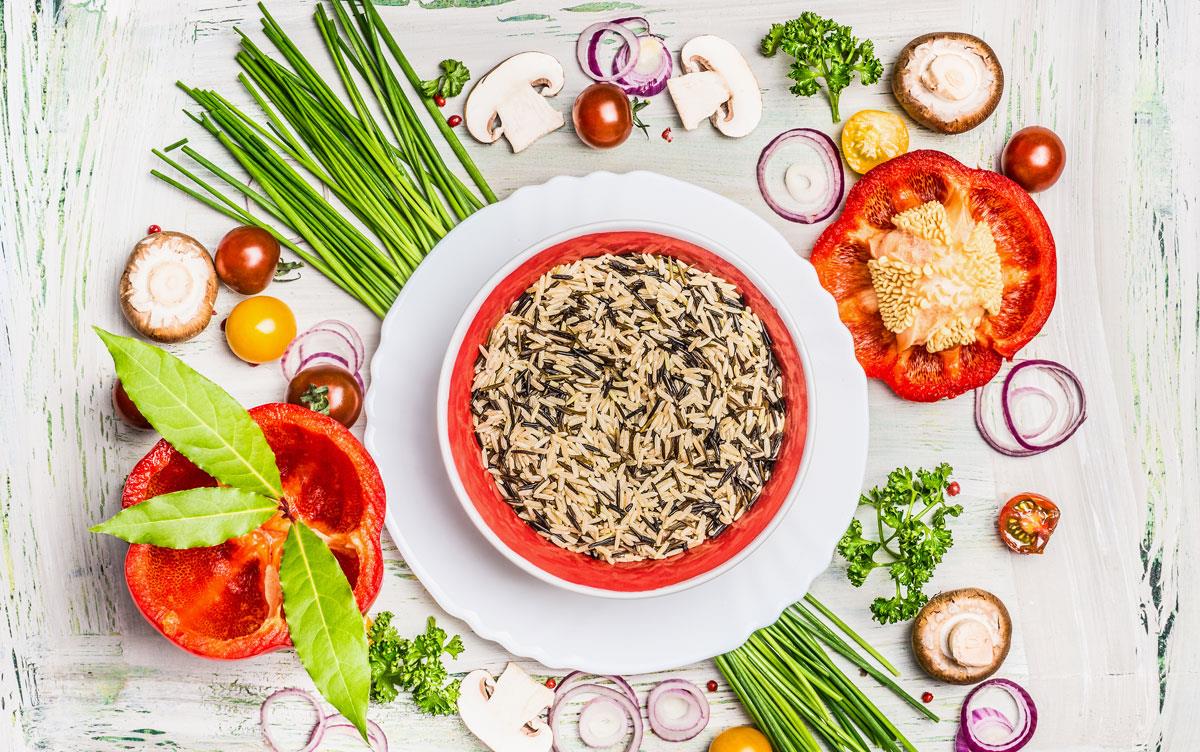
[957,678,1037,752]
[261,688,388,752]
[974,359,1086,457]
[646,678,710,742]
[549,682,643,752]
[579,21,640,83]
[610,35,672,97]
[756,128,845,224]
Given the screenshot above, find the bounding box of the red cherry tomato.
[447,114,463,127]
[286,364,364,427]
[113,379,152,429]
[1001,126,1065,193]
[998,492,1060,554]
[572,83,633,149]
[433,93,446,107]
[215,225,281,295]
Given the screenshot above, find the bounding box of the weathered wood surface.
[1,0,1193,749]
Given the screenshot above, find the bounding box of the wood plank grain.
[2,0,1186,749]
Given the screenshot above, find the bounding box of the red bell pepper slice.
[121,403,385,659]
[811,150,1057,401]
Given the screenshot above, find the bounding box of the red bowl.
[440,229,809,597]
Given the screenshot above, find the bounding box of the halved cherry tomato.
[121,403,385,659]
[810,151,1057,401]
[998,492,1060,554]
[225,295,296,364]
[841,109,909,174]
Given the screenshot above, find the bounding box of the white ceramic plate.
[365,171,867,674]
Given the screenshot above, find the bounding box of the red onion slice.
[323,720,390,752]
[578,22,641,83]
[957,678,1037,752]
[975,359,1086,457]
[553,671,638,708]
[261,688,326,752]
[646,679,710,741]
[610,35,672,96]
[577,696,630,748]
[282,319,365,384]
[549,683,642,752]
[756,129,845,224]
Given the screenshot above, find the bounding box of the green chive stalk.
[718,596,936,752]
[152,0,494,317]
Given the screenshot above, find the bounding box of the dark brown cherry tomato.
[113,379,152,430]
[286,364,364,428]
[215,225,281,295]
[572,83,633,149]
[1001,126,1065,193]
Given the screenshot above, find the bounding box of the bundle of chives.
[151,0,493,317]
[717,594,937,752]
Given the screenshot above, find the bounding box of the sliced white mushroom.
[465,52,565,154]
[458,663,555,752]
[666,35,762,138]
[119,231,217,343]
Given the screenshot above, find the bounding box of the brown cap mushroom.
[892,33,1003,134]
[119,231,217,343]
[911,587,1012,684]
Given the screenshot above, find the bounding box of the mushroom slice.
[911,587,1012,684]
[119,231,217,343]
[667,35,762,138]
[465,52,566,154]
[892,32,1003,134]
[458,663,554,752]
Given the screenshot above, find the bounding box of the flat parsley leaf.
[836,464,962,625]
[760,12,883,122]
[368,612,464,715]
[420,59,471,99]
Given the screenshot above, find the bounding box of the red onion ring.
[956,678,1037,752]
[553,671,638,708]
[324,720,390,752]
[756,129,845,224]
[577,696,629,748]
[975,359,1086,457]
[261,688,326,752]
[1007,386,1058,439]
[282,319,366,387]
[646,679,710,741]
[610,35,672,96]
[578,22,641,83]
[549,683,643,752]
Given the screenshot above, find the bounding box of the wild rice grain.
[471,253,786,563]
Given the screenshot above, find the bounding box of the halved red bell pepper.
[811,150,1057,401]
[121,403,385,659]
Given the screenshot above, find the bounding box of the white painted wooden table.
[2,0,1194,749]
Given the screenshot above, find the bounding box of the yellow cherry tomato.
[841,109,910,174]
[225,295,296,364]
[709,726,772,752]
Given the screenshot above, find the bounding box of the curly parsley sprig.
[368,612,464,715]
[419,59,471,99]
[836,464,962,625]
[761,12,883,122]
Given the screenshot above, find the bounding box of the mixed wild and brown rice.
[470,253,786,563]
